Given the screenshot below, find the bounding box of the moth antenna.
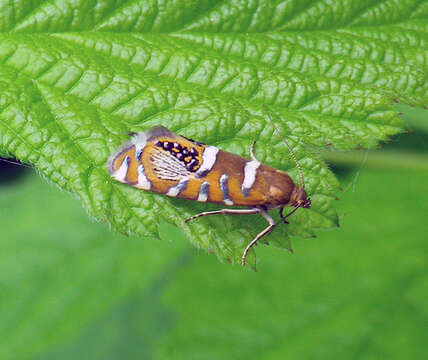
[263,106,305,189]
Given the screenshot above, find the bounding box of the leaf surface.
[1,0,425,266]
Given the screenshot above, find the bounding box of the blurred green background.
[0,105,427,359]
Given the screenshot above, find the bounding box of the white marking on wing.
[166,177,189,197]
[195,146,219,178]
[112,156,130,182]
[241,160,260,197]
[220,174,234,206]
[197,181,210,202]
[137,164,151,190]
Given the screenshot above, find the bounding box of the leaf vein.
[9,0,52,31]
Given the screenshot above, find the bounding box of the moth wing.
[108,127,178,171]
[133,127,186,181]
[148,146,192,181]
[108,126,205,196]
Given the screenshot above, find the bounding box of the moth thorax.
[290,186,311,208]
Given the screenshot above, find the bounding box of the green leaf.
[1,0,425,266]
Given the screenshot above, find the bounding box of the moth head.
[290,186,311,209]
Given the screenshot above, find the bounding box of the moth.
[107,111,311,266]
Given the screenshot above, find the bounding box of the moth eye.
[189,148,197,156]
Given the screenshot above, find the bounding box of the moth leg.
[279,207,289,224]
[242,210,277,267]
[250,141,259,162]
[281,204,301,223]
[184,208,261,223]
